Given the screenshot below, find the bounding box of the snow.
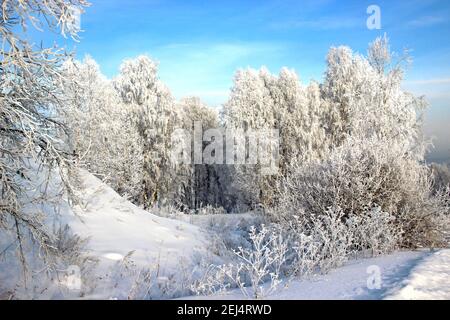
[386,249,450,300]
[0,167,210,299]
[185,250,450,300]
[67,170,208,274]
[44,171,450,300]
[1,166,448,300]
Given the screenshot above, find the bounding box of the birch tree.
[114,55,179,207]
[61,56,144,202]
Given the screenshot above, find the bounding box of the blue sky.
[35,0,450,162]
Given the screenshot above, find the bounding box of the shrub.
[270,136,445,250]
[430,163,450,194]
[286,207,352,275]
[193,225,288,299]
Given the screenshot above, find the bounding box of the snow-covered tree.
[322,35,426,155]
[223,68,270,208]
[0,0,89,285]
[430,163,450,194]
[114,55,180,207]
[176,97,223,210]
[269,36,445,249]
[223,67,328,209]
[61,56,144,202]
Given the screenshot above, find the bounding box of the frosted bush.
[195,205,227,216]
[347,207,400,255]
[311,207,353,272]
[286,207,352,275]
[280,206,399,277]
[99,253,197,300]
[191,264,234,296]
[288,225,321,277]
[193,225,288,299]
[233,225,288,298]
[430,163,450,194]
[271,135,444,249]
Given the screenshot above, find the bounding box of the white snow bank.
[386,249,450,300]
[68,170,208,273]
[0,166,210,299]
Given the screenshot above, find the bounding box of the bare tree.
[0,0,89,285]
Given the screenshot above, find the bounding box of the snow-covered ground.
[1,167,449,300]
[184,250,442,300]
[0,168,211,299]
[68,170,208,274]
[185,249,450,300]
[386,249,450,300]
[65,170,217,299]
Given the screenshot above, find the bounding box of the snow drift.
[68,170,208,271]
[0,167,210,299]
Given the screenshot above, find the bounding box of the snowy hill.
[68,170,207,273]
[0,167,210,299]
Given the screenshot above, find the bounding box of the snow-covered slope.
[67,170,207,272]
[0,167,210,299]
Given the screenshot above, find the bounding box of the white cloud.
[270,17,361,30]
[405,78,450,85]
[153,41,286,106]
[407,15,445,28]
[404,78,450,102]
